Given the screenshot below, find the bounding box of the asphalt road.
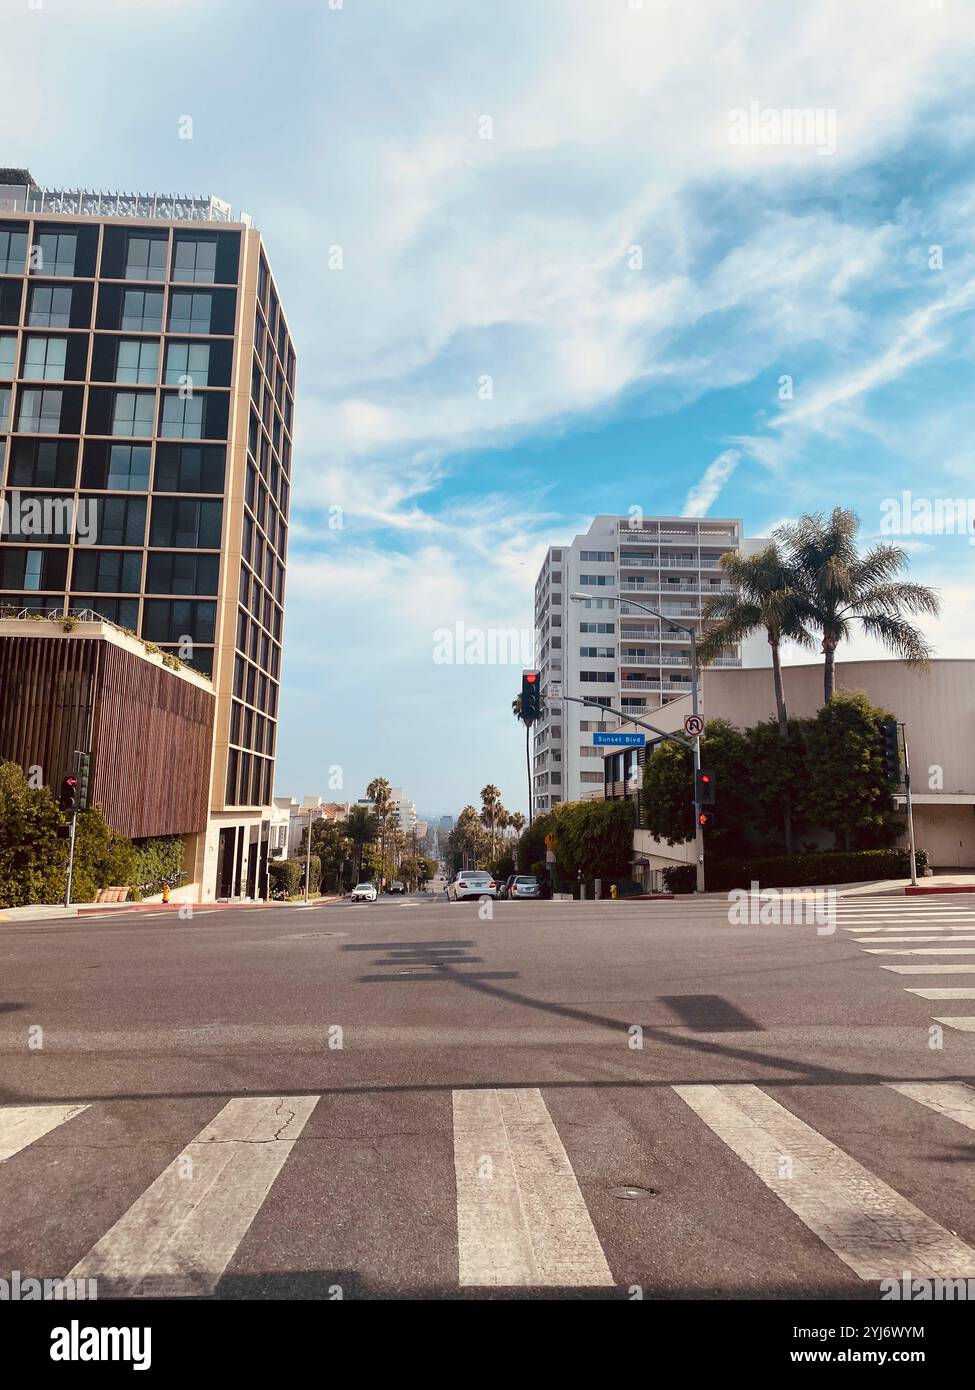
[1,889,974,1300]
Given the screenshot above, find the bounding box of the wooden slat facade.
[0,634,214,839]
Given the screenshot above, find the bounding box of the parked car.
[499,874,518,900]
[447,871,498,902]
[350,882,378,903]
[387,880,406,894]
[509,875,541,900]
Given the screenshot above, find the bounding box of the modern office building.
[0,169,295,900]
[532,514,767,813]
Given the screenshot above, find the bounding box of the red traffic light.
[525,673,537,683]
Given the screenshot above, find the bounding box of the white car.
[350,882,378,903]
[447,871,498,902]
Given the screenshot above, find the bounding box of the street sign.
[683,714,705,737]
[592,732,646,747]
[548,680,562,700]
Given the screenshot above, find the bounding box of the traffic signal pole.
[63,811,78,908]
[901,723,919,888]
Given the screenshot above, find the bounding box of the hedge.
[268,857,321,896]
[662,847,929,894]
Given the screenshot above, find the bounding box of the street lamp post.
[570,590,706,894]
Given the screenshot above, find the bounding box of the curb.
[905,885,975,896]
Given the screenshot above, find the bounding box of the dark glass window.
[70,595,139,628]
[164,341,210,385]
[17,388,63,433]
[115,339,160,384]
[124,235,168,282]
[0,546,68,591]
[149,497,222,547]
[85,495,146,546]
[153,443,225,493]
[71,549,142,593]
[172,238,217,283]
[145,551,219,595]
[8,439,77,488]
[35,232,77,278]
[142,599,215,645]
[1,492,75,543]
[28,285,72,328]
[81,442,150,491]
[168,291,211,334]
[21,336,68,381]
[0,333,15,379]
[159,393,203,438]
[0,228,28,275]
[121,289,163,332]
[111,391,155,436]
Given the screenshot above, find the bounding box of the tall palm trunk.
[823,640,837,703]
[769,633,793,854]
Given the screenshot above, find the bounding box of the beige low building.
[600,658,975,883]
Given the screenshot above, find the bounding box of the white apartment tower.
[532,514,767,812]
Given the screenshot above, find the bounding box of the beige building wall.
[609,658,975,871]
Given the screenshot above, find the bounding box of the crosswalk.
[2,1079,974,1297]
[839,893,975,1034]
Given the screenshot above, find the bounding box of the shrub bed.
[663,847,929,894]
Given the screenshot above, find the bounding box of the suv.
[387,880,406,894]
[509,875,541,900]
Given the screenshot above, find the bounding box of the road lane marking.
[0,1104,89,1163]
[852,935,975,944]
[673,1083,975,1281]
[68,1095,318,1297]
[452,1088,613,1288]
[880,964,975,975]
[933,1016,975,1032]
[887,1082,975,1133]
[865,948,975,954]
[907,988,975,1000]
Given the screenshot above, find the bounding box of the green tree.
[804,690,900,849]
[775,507,940,704]
[447,804,490,870]
[0,761,64,907]
[743,716,810,852]
[512,695,533,825]
[554,799,636,882]
[698,543,814,850]
[342,804,378,884]
[366,777,396,887]
[479,784,502,859]
[641,720,752,857]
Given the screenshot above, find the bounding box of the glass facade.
[0,214,294,813]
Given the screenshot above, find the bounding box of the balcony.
[709,656,742,667]
[617,556,658,568]
[617,624,660,638]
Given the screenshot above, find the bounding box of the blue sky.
[3,0,974,817]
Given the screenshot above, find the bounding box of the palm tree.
[698,544,814,735]
[513,694,533,825]
[698,544,814,853]
[509,810,526,836]
[366,776,395,887]
[775,508,941,704]
[342,805,378,885]
[480,784,501,858]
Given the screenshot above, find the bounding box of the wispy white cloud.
[682,450,741,517]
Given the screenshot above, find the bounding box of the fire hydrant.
[162,883,170,904]
[610,883,618,900]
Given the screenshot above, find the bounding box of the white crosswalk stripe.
[907,987,975,1000]
[866,947,975,954]
[452,1088,613,1287]
[934,1016,975,1032]
[880,964,975,974]
[674,1083,975,1281]
[3,1082,975,1295]
[0,1104,88,1163]
[887,1081,975,1133]
[67,1096,318,1297]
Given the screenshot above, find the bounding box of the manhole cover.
[282,931,349,940]
[609,1186,657,1200]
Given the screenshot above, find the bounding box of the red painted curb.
[905,885,975,895]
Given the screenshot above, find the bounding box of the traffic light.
[878,718,901,786]
[59,775,79,814]
[696,768,716,805]
[521,669,541,725]
[75,751,92,812]
[697,810,716,830]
